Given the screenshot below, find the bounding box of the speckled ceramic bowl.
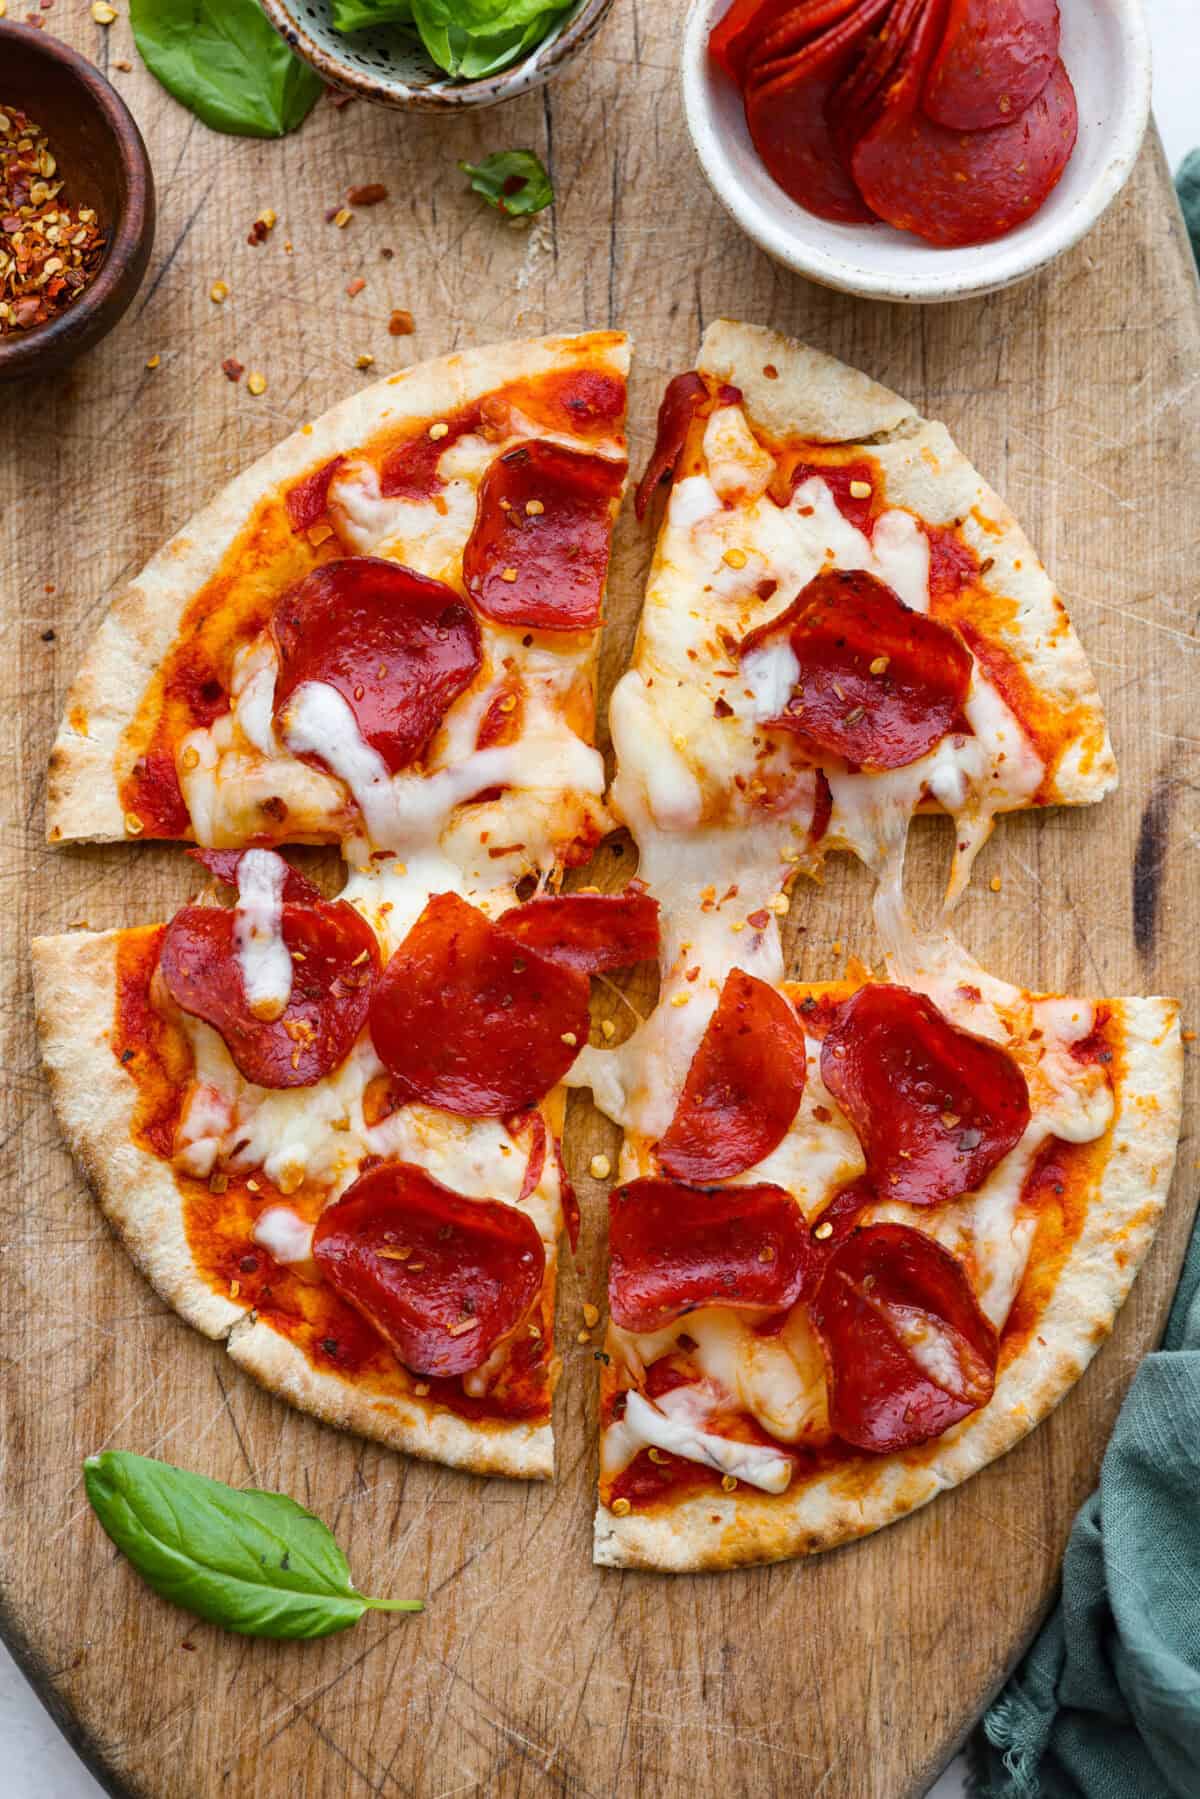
[261,0,615,111]
[682,0,1152,303]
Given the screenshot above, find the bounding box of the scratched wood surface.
[1,7,1198,1797]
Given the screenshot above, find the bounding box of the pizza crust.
[594,996,1183,1570]
[46,330,630,848]
[696,320,1116,808]
[31,927,554,1479]
[697,319,917,445]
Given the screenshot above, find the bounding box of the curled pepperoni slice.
[271,558,481,777]
[496,888,660,974]
[709,0,795,83]
[312,1161,545,1379]
[854,48,1078,247]
[828,0,927,164]
[740,568,972,772]
[924,0,1059,131]
[821,984,1031,1207]
[462,441,626,632]
[285,456,345,533]
[187,847,321,904]
[159,887,380,1091]
[657,970,808,1183]
[743,0,894,224]
[609,1177,814,1331]
[810,1223,998,1452]
[634,372,710,520]
[369,893,590,1118]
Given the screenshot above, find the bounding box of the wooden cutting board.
[2,8,1198,1796]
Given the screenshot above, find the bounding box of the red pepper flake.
[347,183,388,206]
[221,357,244,382]
[388,308,414,336]
[0,103,107,335]
[346,275,365,297]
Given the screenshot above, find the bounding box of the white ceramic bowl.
[262,0,614,112]
[681,0,1152,302]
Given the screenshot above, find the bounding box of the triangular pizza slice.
[582,926,1180,1570]
[34,332,635,1479]
[619,319,1115,908]
[48,330,628,901]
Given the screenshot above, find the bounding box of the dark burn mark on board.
[1133,776,1173,960]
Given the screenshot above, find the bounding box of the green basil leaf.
[332,0,415,31]
[411,0,570,77]
[84,1452,423,1640]
[460,151,554,217]
[130,0,325,138]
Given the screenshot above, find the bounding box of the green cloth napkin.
[1176,150,1200,271]
[967,1193,1200,1797]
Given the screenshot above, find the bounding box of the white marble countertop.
[3,3,1196,1795]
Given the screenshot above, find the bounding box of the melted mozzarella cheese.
[253,1206,315,1265]
[608,1389,793,1494]
[326,454,479,583]
[233,849,292,1021]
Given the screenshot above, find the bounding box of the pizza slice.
[47,330,629,907]
[617,319,1115,909]
[588,938,1181,1569]
[35,856,660,1478]
[34,332,638,1479]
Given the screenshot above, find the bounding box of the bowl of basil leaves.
[260,0,615,109]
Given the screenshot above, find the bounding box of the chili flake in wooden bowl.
[0,104,108,334]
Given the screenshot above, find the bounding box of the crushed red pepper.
[0,103,107,333]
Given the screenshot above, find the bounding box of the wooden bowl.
[261,0,615,112]
[0,22,155,380]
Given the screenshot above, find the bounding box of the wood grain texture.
[2,8,1198,1796]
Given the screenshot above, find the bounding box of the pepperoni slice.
[854,44,1078,247]
[187,847,322,905]
[496,888,660,974]
[924,0,1060,131]
[744,0,893,224]
[827,0,927,165]
[609,1177,815,1331]
[810,1223,998,1452]
[740,568,973,772]
[462,441,626,632]
[716,0,863,82]
[285,456,345,533]
[708,0,793,83]
[369,892,590,1118]
[159,886,380,1090]
[821,984,1031,1207]
[656,970,808,1183]
[312,1161,545,1379]
[271,558,481,777]
[634,372,710,520]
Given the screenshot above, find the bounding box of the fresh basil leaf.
[460,151,554,217]
[84,1452,423,1640]
[130,0,324,138]
[332,0,415,31]
[411,0,570,78]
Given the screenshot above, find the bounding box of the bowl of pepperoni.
[681,0,1151,302]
